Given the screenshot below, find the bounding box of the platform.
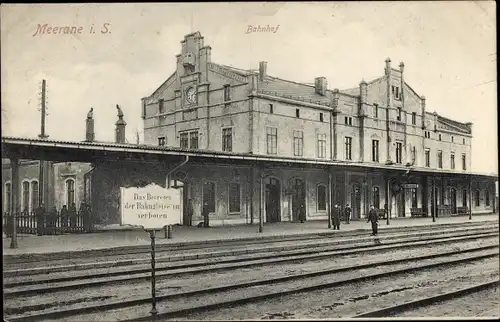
[2,213,498,257]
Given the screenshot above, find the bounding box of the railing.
[457,207,470,215]
[3,209,92,236]
[437,205,452,217]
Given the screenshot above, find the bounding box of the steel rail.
[4,230,498,294]
[5,246,498,321]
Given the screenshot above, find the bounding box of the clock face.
[186,86,196,104]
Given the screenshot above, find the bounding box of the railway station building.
[2,32,497,229]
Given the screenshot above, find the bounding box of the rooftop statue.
[87,107,93,119]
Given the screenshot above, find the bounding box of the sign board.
[404,184,419,189]
[120,183,182,229]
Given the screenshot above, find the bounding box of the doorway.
[291,178,306,222]
[450,188,457,214]
[265,177,281,223]
[352,184,361,220]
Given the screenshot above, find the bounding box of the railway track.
[4,228,499,297]
[4,230,499,322]
[5,220,497,269]
[353,280,500,318]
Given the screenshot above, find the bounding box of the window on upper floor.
[392,85,401,100]
[295,109,300,118]
[223,84,231,102]
[317,134,327,158]
[222,128,233,152]
[396,108,402,121]
[293,130,304,157]
[463,138,466,145]
[266,127,277,155]
[462,154,467,170]
[411,146,416,164]
[190,132,199,149]
[372,139,379,162]
[179,131,199,149]
[439,134,442,141]
[451,136,454,143]
[411,112,416,125]
[450,153,455,169]
[374,104,379,118]
[158,137,166,146]
[425,149,430,167]
[344,137,352,160]
[269,104,274,114]
[395,142,403,164]
[344,116,352,126]
[158,99,165,114]
[180,133,189,149]
[437,150,443,169]
[425,131,431,139]
[319,112,324,122]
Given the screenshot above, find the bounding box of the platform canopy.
[2,136,498,181]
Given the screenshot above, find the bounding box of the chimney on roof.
[85,107,95,142]
[315,77,327,96]
[115,104,127,144]
[465,122,473,133]
[259,61,267,81]
[385,58,391,75]
[421,96,426,129]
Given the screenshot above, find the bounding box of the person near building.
[48,205,58,234]
[367,205,379,236]
[299,203,306,223]
[344,204,352,224]
[35,203,46,236]
[202,201,210,228]
[60,205,69,228]
[69,202,77,228]
[332,204,341,230]
[186,198,194,226]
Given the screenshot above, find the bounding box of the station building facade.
[131,31,496,226]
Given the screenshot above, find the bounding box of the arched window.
[22,181,30,213]
[372,186,380,209]
[31,180,39,211]
[66,179,75,206]
[317,184,327,211]
[4,182,11,213]
[475,190,480,207]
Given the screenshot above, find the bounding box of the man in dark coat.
[298,204,306,223]
[69,203,77,228]
[202,202,210,228]
[48,205,58,233]
[332,204,341,230]
[367,205,379,236]
[344,204,352,224]
[186,198,194,226]
[35,203,46,236]
[60,205,69,228]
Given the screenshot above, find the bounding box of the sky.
[1,2,497,174]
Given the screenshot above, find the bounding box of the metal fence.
[3,209,92,236]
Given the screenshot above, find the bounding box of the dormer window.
[392,86,401,100]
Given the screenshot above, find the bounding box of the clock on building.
[185,86,196,104]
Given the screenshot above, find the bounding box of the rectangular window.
[462,189,467,207]
[439,134,442,141]
[266,127,277,155]
[397,108,402,121]
[293,130,304,157]
[372,186,380,209]
[158,99,165,114]
[269,104,274,114]
[4,182,11,213]
[462,154,467,170]
[228,182,241,213]
[451,154,455,169]
[189,132,199,149]
[180,133,189,149]
[31,181,39,213]
[411,188,418,208]
[411,112,416,125]
[374,104,378,118]
[223,84,231,102]
[222,128,233,152]
[203,182,216,213]
[345,137,352,160]
[372,139,379,162]
[451,136,454,143]
[344,116,352,126]
[295,109,300,118]
[317,134,327,158]
[319,112,324,122]
[158,137,166,146]
[395,142,402,164]
[395,87,400,99]
[411,146,416,163]
[438,150,443,169]
[22,181,29,212]
[317,185,327,211]
[463,138,466,144]
[475,190,480,207]
[425,149,430,167]
[486,191,490,206]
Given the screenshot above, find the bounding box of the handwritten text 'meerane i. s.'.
[33,23,111,37]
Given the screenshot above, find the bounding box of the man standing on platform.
[69,202,77,228]
[35,203,46,236]
[332,204,341,230]
[60,205,69,228]
[367,205,379,236]
[344,203,352,224]
[202,201,210,228]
